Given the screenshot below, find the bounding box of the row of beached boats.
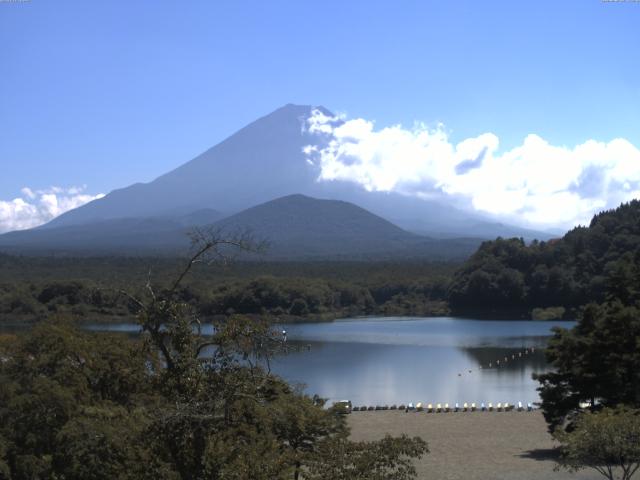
[351,401,534,412]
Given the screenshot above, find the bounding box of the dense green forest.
[4,201,640,324]
[448,200,640,318]
[0,323,427,479]
[0,256,454,324]
[0,238,428,479]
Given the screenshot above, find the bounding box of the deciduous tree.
[554,407,640,480]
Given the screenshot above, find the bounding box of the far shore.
[348,410,602,480]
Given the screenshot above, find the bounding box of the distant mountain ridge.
[0,103,554,259]
[0,194,481,260]
[214,194,480,259]
[39,103,551,241]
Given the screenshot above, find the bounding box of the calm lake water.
[77,316,573,406]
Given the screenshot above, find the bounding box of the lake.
[80,316,573,407]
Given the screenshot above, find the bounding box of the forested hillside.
[0,256,454,323]
[448,201,640,317]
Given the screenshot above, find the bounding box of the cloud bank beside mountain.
[0,186,104,233]
[305,109,640,229]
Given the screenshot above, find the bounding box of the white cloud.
[305,109,640,228]
[0,186,104,234]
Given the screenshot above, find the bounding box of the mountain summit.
[2,104,552,258]
[46,104,328,227]
[43,103,549,239]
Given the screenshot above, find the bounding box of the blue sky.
[1,0,639,230]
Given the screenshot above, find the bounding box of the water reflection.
[270,317,572,405]
[2,317,573,406]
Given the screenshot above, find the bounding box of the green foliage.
[0,258,456,324]
[449,200,640,316]
[53,406,158,480]
[0,316,428,479]
[554,406,640,480]
[0,238,429,479]
[0,319,158,480]
[535,302,640,432]
[0,433,10,480]
[306,434,428,480]
[531,306,566,321]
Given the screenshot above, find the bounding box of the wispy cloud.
[305,109,640,228]
[0,186,104,234]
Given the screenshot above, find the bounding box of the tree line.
[448,200,640,318]
[0,262,453,324]
[0,235,428,480]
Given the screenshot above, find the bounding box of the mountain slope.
[213,194,478,259]
[0,209,222,254]
[39,103,550,241]
[44,104,327,228]
[0,195,481,259]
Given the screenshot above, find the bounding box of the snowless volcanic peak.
[45,104,332,228]
[35,104,551,242]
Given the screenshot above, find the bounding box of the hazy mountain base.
[0,195,483,261]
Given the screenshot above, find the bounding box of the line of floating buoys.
[352,402,534,412]
[454,348,540,378]
[477,347,538,371]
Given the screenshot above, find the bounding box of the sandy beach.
[348,410,602,480]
